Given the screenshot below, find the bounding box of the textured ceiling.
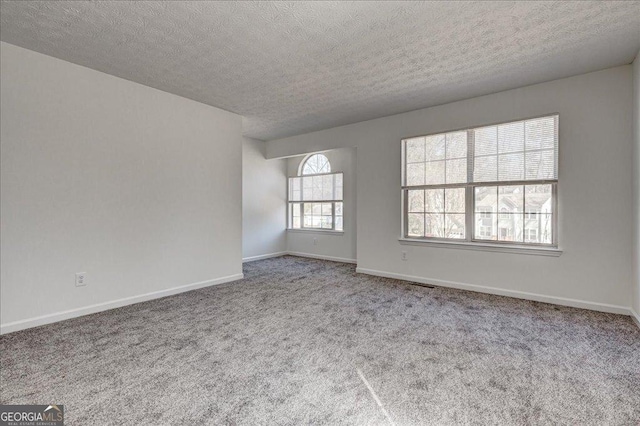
[1,1,639,141]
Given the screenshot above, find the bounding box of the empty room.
[1,1,639,425]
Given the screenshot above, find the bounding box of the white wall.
[242,137,287,260]
[267,66,634,313]
[0,42,243,332]
[287,148,357,262]
[633,52,640,319]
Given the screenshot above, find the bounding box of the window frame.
[401,114,559,249]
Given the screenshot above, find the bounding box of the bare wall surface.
[0,42,243,328]
[242,138,287,260]
[268,66,634,310]
[286,148,357,262]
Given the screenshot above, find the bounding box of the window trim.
[401,114,559,249]
[398,237,562,257]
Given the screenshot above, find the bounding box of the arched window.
[300,153,331,175]
[288,153,343,231]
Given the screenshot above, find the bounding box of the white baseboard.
[631,309,640,329]
[243,251,287,263]
[356,267,631,316]
[287,251,357,264]
[0,273,244,335]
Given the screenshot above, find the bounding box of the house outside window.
[288,153,344,231]
[401,114,558,247]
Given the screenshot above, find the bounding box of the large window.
[402,115,558,246]
[288,154,344,231]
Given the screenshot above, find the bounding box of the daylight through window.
[289,154,344,231]
[402,115,558,246]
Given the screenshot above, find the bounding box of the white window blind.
[289,173,343,202]
[473,116,557,183]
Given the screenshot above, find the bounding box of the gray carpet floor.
[1,256,639,425]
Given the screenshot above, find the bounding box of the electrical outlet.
[401,251,408,261]
[313,237,318,245]
[75,272,87,287]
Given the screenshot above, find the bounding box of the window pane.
[321,203,332,216]
[445,188,465,213]
[445,214,465,239]
[302,176,313,200]
[525,184,552,214]
[525,150,555,180]
[408,190,425,213]
[406,137,425,163]
[298,173,342,201]
[446,158,467,184]
[335,202,343,216]
[302,153,331,175]
[524,213,552,244]
[322,216,332,229]
[335,217,343,232]
[408,213,425,237]
[498,185,524,213]
[335,173,343,200]
[447,132,467,159]
[525,116,555,151]
[474,155,497,182]
[322,175,334,199]
[475,126,497,156]
[425,134,446,161]
[425,160,445,185]
[475,186,498,213]
[474,186,497,240]
[312,175,323,200]
[334,185,343,201]
[291,203,301,229]
[498,121,525,154]
[475,213,497,240]
[304,203,312,215]
[498,153,524,181]
[424,189,444,213]
[406,163,425,186]
[498,214,522,242]
[289,177,302,201]
[425,213,444,238]
[539,214,553,244]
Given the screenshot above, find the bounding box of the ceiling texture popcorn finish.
[1,1,639,140]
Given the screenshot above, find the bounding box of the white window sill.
[287,229,344,235]
[398,237,562,257]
